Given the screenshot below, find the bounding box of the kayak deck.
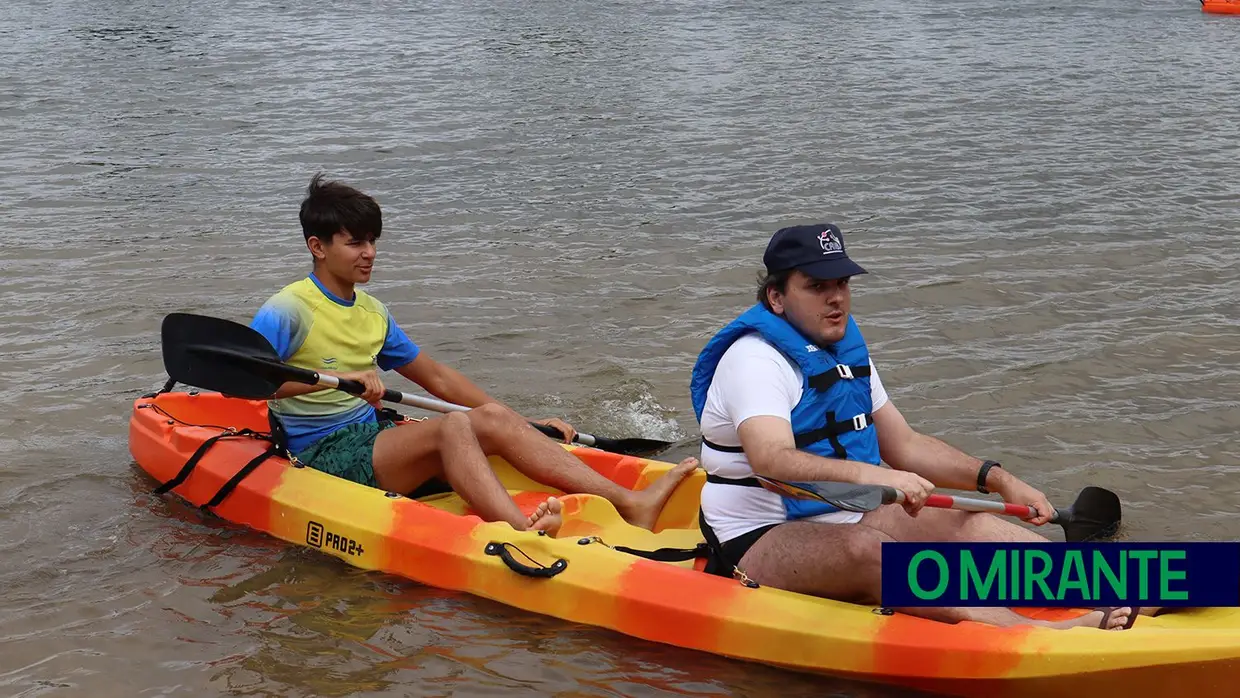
[129,390,1240,698]
[1202,0,1240,15]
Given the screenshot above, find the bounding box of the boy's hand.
[534,417,578,444]
[333,369,385,404]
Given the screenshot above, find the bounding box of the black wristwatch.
[977,460,1002,494]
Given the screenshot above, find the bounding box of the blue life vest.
[689,304,881,519]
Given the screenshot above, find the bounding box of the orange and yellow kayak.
[1203,0,1240,14]
[129,390,1240,698]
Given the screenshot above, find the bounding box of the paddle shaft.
[271,358,601,447]
[885,487,1051,522]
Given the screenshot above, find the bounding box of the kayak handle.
[485,542,568,579]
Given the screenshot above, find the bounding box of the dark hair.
[299,173,382,243]
[755,269,793,311]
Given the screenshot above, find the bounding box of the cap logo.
[818,229,843,255]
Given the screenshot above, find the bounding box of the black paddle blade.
[531,423,675,458]
[161,312,287,399]
[1059,486,1123,542]
[591,437,676,458]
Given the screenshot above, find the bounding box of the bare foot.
[527,496,563,537]
[617,457,700,531]
[1041,607,1134,631]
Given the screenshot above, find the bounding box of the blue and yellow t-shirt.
[249,274,420,453]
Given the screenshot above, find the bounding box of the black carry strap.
[153,413,287,511]
[612,541,709,562]
[574,535,709,564]
[154,429,263,495]
[201,442,282,510]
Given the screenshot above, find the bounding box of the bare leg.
[736,521,1132,630]
[857,505,1149,626]
[372,412,553,533]
[466,403,697,529]
[858,504,1050,544]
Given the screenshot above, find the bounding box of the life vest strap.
[705,473,762,488]
[701,436,745,454]
[794,411,872,456]
[807,363,871,392]
[703,408,873,459]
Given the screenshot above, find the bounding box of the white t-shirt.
[698,333,891,542]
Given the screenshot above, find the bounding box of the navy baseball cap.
[763,223,867,280]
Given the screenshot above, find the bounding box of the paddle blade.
[756,477,890,513]
[1059,486,1122,542]
[530,423,675,457]
[590,437,676,458]
[161,312,287,399]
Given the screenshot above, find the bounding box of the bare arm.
[873,400,1010,490]
[737,415,935,509]
[394,352,579,442]
[272,382,326,399]
[738,416,882,484]
[873,399,1056,524]
[270,369,386,402]
[395,352,502,409]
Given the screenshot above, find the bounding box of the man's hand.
[863,467,936,516]
[533,417,578,444]
[332,369,385,404]
[995,476,1055,526]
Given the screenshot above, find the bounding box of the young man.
[689,223,1147,630]
[250,174,697,537]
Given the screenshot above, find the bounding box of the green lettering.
[1011,546,1020,599]
[963,550,1005,601]
[1160,550,1188,601]
[1058,550,1090,601]
[1024,550,1056,601]
[909,551,949,599]
[1092,550,1126,598]
[1130,550,1158,598]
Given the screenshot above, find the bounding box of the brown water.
[2,0,1239,696]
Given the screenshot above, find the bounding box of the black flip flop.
[1095,606,1142,629]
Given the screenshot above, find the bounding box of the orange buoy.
[1202,0,1240,14]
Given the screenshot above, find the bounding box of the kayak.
[129,389,1240,698]
[1202,0,1240,13]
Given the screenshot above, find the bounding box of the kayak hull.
[129,390,1240,698]
[1202,0,1240,14]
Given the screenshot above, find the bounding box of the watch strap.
[977,460,1002,494]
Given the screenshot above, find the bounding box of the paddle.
[754,475,1122,542]
[159,312,676,457]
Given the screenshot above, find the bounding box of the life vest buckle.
[851,414,869,431]
[835,364,854,380]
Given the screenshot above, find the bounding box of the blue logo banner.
[880,542,1240,607]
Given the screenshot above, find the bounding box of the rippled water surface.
[2,0,1239,696]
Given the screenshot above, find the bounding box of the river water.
[2,0,1238,696]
